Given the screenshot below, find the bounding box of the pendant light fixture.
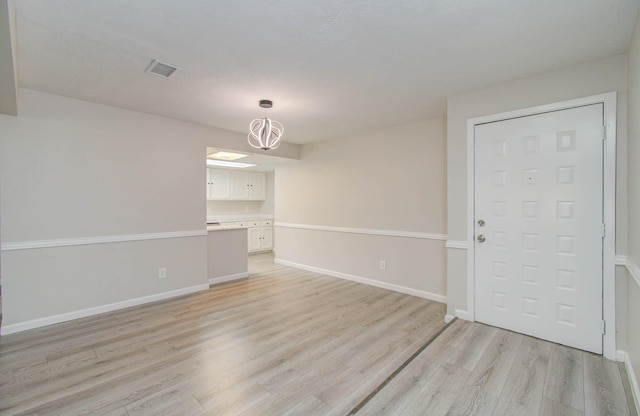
[248,99,283,151]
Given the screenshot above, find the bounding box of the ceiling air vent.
[145,59,179,78]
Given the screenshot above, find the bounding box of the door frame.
[465,92,617,359]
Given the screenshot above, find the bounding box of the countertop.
[206,214,273,223]
[207,224,248,231]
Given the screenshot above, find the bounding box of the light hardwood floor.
[0,253,635,416]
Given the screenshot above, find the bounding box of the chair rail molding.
[1,230,207,251]
[617,255,640,288]
[445,240,468,250]
[275,222,446,241]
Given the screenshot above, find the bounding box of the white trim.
[617,255,629,266]
[616,256,640,287]
[466,104,477,323]
[274,258,447,303]
[446,240,468,250]
[455,309,471,321]
[617,350,628,362]
[1,230,207,251]
[208,272,250,286]
[618,350,640,414]
[274,222,447,241]
[466,92,618,359]
[624,257,640,288]
[445,310,472,323]
[1,284,209,335]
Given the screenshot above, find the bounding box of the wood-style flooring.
[0,253,635,415]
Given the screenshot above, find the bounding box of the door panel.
[474,104,603,354]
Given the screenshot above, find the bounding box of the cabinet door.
[230,171,250,200]
[206,168,214,200]
[209,169,230,200]
[248,227,262,252]
[261,226,273,250]
[248,172,266,201]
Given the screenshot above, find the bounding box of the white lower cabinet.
[248,220,273,253]
[261,226,273,249]
[248,227,262,252]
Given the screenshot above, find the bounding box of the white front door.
[474,104,604,354]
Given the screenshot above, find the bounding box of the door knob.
[477,235,486,243]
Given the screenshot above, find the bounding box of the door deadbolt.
[477,234,486,243]
[477,219,485,227]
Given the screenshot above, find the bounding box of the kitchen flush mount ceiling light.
[209,151,248,161]
[206,159,256,168]
[248,99,283,151]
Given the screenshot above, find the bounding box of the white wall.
[274,117,447,301]
[445,55,628,320]
[625,10,640,409]
[0,89,299,332]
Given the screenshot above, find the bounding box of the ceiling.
[12,0,640,145]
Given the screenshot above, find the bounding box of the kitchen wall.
[446,54,629,354]
[206,171,275,217]
[274,117,447,301]
[0,89,299,333]
[626,10,640,409]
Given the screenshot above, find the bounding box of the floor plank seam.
[346,317,457,416]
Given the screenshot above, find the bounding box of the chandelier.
[248,99,283,151]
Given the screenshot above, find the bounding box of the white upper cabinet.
[206,168,231,200]
[230,171,250,200]
[248,172,266,201]
[207,168,265,201]
[230,171,265,201]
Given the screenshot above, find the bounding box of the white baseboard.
[274,258,447,304]
[455,309,471,321]
[208,272,249,286]
[445,310,473,323]
[617,350,628,362]
[618,349,640,414]
[1,284,210,335]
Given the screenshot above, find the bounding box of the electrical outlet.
[379,260,386,270]
[158,267,167,279]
